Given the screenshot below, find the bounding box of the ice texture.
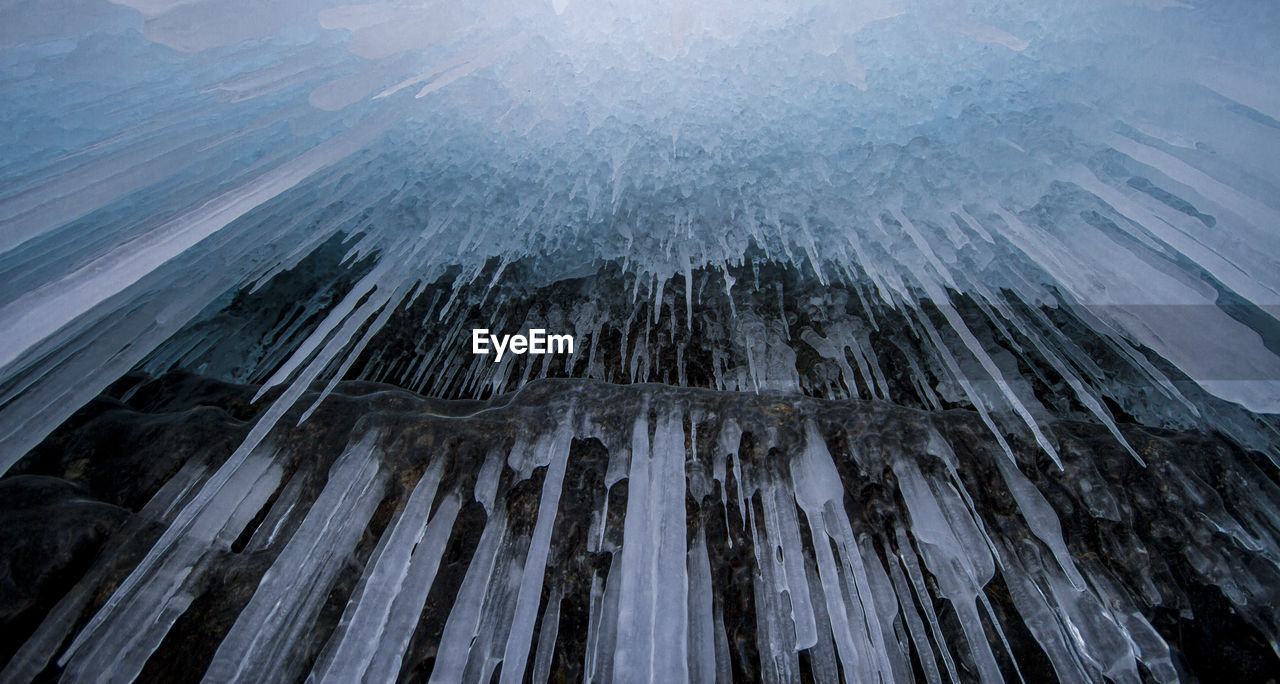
[2,0,1280,681]
[6,374,1280,681]
[2,0,1280,469]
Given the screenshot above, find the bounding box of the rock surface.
[1,372,1277,682]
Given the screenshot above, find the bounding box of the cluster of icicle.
[3,0,1280,473]
[137,255,1280,471]
[6,380,1279,682]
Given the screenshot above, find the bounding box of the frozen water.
[4,374,1280,681]
[2,0,1280,681]
[1,1,1279,463]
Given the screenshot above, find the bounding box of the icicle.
[999,301,1143,464]
[760,478,818,650]
[0,117,392,375]
[245,469,307,551]
[801,549,841,684]
[202,433,386,684]
[891,208,1062,467]
[57,444,282,683]
[884,539,943,684]
[790,421,894,682]
[296,280,414,424]
[892,456,1004,682]
[499,420,574,684]
[474,445,505,513]
[683,247,694,332]
[428,508,508,684]
[991,455,1087,591]
[312,454,456,684]
[612,407,689,683]
[687,527,717,682]
[1,458,211,683]
[747,489,800,681]
[997,549,1095,681]
[586,557,623,681]
[531,586,563,684]
[858,537,912,683]
[893,526,962,683]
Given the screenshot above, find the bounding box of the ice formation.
[0,0,1278,681]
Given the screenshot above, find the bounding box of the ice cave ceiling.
[1,0,1279,682]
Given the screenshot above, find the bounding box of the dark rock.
[0,476,128,665]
